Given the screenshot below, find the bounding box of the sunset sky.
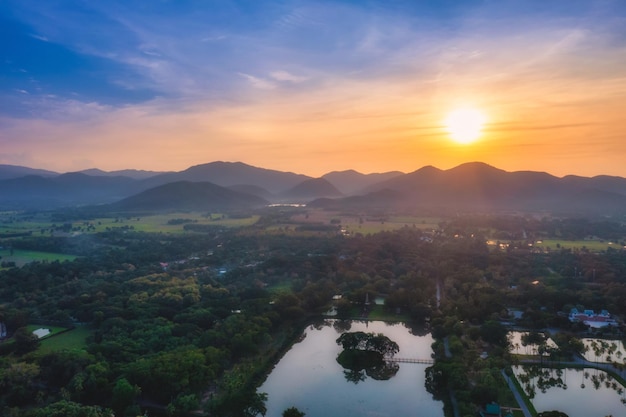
[1,0,626,177]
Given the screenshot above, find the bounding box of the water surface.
[258,320,443,417]
[513,365,626,417]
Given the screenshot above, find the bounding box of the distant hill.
[561,174,626,196]
[322,169,404,195]
[227,184,274,200]
[309,189,406,209]
[0,164,58,180]
[340,162,626,215]
[281,178,343,201]
[141,161,311,194]
[79,168,164,180]
[110,181,268,211]
[0,173,138,210]
[2,160,626,216]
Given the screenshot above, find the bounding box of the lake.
[258,320,444,417]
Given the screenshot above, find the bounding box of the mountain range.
[1,161,626,216]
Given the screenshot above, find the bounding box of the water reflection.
[513,365,626,417]
[582,338,626,365]
[332,319,352,333]
[508,331,558,356]
[342,360,400,383]
[258,320,443,417]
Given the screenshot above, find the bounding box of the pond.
[581,338,626,364]
[258,320,444,417]
[513,365,626,417]
[508,331,557,356]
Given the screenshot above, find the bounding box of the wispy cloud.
[270,70,308,83]
[29,33,48,42]
[238,73,276,90]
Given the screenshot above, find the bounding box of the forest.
[0,209,626,416]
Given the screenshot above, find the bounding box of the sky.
[1,0,626,177]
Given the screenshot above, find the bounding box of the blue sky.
[1,0,626,175]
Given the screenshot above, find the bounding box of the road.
[501,369,532,417]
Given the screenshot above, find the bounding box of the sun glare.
[444,108,487,144]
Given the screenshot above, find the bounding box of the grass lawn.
[267,281,293,294]
[0,249,77,267]
[32,326,92,355]
[366,305,411,322]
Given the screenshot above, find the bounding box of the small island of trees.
[335,332,400,382]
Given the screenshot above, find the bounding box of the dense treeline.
[0,214,625,416]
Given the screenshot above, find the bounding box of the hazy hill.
[227,184,274,200]
[111,181,268,211]
[561,174,626,196]
[0,173,138,209]
[281,178,343,201]
[2,160,626,215]
[141,161,311,194]
[341,161,626,215]
[309,189,406,209]
[79,168,165,180]
[0,164,58,180]
[322,169,404,194]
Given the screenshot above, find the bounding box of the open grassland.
[0,249,77,267]
[1,212,260,236]
[101,213,260,233]
[533,239,626,252]
[285,209,440,235]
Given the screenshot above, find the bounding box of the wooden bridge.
[387,357,434,364]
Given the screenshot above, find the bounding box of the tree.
[13,327,40,354]
[282,406,306,417]
[0,361,40,406]
[479,321,508,348]
[537,412,569,417]
[336,332,399,357]
[243,392,268,417]
[111,377,140,416]
[31,400,113,417]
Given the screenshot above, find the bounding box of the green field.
[1,212,260,236]
[366,304,411,322]
[533,239,625,252]
[0,249,77,267]
[26,325,91,355]
[267,281,293,294]
[98,213,260,233]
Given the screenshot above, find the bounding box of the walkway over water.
[388,357,434,364]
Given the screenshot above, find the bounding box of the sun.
[444,108,487,144]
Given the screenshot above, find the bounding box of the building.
[478,403,514,417]
[569,308,618,328]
